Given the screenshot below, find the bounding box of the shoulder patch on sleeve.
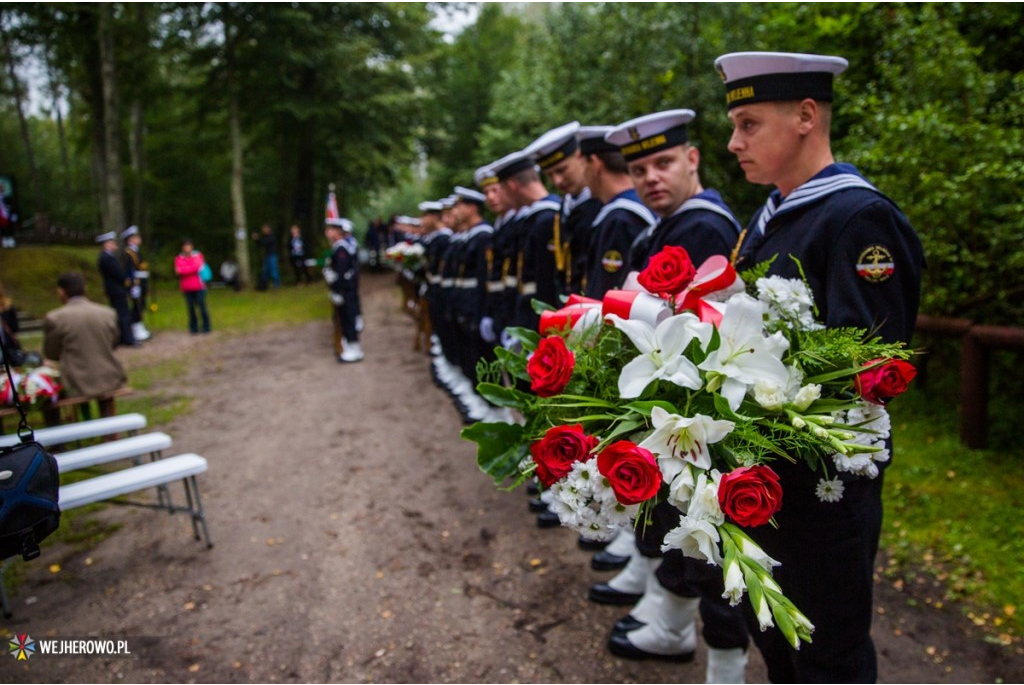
[856,244,894,283]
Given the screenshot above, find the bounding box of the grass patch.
[884,380,1024,646]
[144,282,328,335]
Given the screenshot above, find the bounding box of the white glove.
[355,315,364,332]
[329,292,344,306]
[323,267,339,284]
[500,328,519,351]
[480,317,496,343]
[130,286,141,299]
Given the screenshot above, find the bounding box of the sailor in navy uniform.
[495,151,561,332]
[475,163,516,350]
[323,218,363,363]
[576,126,657,298]
[419,200,452,359]
[523,122,603,296]
[96,231,135,347]
[718,51,924,684]
[599,110,749,678]
[487,151,535,343]
[450,186,495,384]
[120,225,151,342]
[604,110,740,273]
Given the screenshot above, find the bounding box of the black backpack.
[0,328,61,562]
[0,438,61,561]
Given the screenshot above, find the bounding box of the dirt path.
[3,272,1017,683]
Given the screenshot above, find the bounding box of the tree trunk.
[0,13,43,218]
[129,98,145,230]
[45,49,73,201]
[97,4,125,233]
[229,92,252,289]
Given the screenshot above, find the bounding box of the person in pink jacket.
[174,238,211,334]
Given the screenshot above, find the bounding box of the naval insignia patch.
[856,245,894,283]
[601,250,624,273]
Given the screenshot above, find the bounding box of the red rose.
[855,358,917,405]
[596,441,662,505]
[530,424,599,487]
[527,336,575,397]
[637,245,697,299]
[717,465,783,527]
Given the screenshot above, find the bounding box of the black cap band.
[579,137,619,156]
[536,138,579,170]
[618,125,688,162]
[725,71,834,109]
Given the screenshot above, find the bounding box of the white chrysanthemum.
[756,275,822,331]
[815,477,845,503]
[548,458,638,541]
[846,403,891,441]
[833,452,878,478]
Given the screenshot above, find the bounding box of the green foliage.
[884,382,1024,642]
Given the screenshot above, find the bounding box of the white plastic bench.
[56,432,173,473]
[0,452,212,618]
[0,414,147,449]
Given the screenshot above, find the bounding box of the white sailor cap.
[605,109,696,162]
[325,217,353,232]
[490,150,535,182]
[95,231,117,243]
[440,195,457,210]
[523,122,580,170]
[454,186,486,204]
[576,125,617,156]
[120,225,139,240]
[474,164,498,189]
[418,200,444,213]
[714,52,848,109]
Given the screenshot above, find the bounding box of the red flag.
[325,191,340,220]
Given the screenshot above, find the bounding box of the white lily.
[698,293,791,411]
[641,406,735,472]
[661,516,723,565]
[607,312,713,399]
[666,462,697,510]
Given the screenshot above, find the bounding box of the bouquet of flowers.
[1,369,21,406]
[462,246,916,649]
[18,365,62,408]
[383,241,426,273]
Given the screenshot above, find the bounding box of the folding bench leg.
[144,451,174,513]
[182,476,213,548]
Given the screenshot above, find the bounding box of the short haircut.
[57,272,86,298]
[587,150,629,175]
[507,167,540,186]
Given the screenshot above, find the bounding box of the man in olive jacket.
[42,272,126,397]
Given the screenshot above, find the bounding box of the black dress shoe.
[607,631,695,662]
[588,583,643,606]
[536,510,561,528]
[612,614,644,634]
[591,550,631,572]
[528,497,548,513]
[578,534,611,552]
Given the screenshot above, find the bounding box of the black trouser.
[334,293,359,342]
[108,291,135,345]
[742,465,884,683]
[291,256,312,284]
